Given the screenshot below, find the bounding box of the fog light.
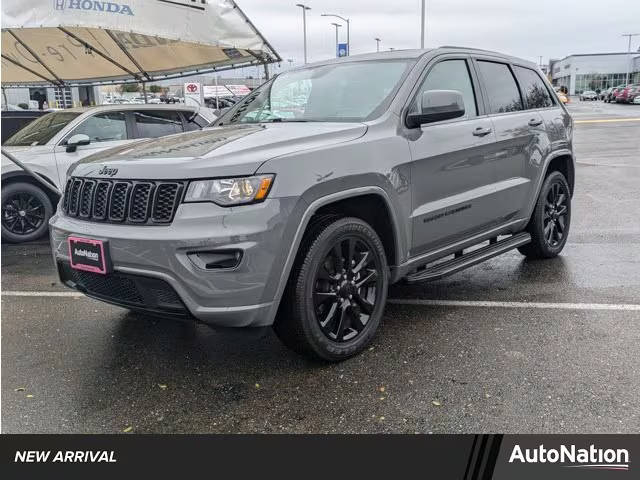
[188,250,242,270]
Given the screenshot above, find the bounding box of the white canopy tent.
[1,0,280,88]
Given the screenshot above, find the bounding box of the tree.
[119,83,140,94]
[149,85,164,93]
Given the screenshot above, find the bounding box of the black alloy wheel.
[313,236,381,343]
[543,181,569,248]
[274,216,389,361]
[518,171,571,259]
[1,182,54,243]
[2,192,46,236]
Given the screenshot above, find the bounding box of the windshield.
[217,59,413,125]
[4,112,81,146]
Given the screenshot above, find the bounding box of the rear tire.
[274,216,389,362]
[1,182,53,244]
[518,171,571,259]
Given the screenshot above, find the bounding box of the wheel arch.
[265,186,405,326]
[1,170,61,208]
[544,152,575,196]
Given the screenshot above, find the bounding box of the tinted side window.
[412,59,477,117]
[477,61,523,114]
[183,114,208,132]
[134,110,183,138]
[67,112,128,143]
[514,66,554,109]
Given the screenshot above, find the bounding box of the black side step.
[405,232,531,284]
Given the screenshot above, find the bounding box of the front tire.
[1,182,53,243]
[518,171,571,259]
[274,217,389,362]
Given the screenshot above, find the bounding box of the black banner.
[1,434,637,478]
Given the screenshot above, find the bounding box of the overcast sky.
[237,0,640,68]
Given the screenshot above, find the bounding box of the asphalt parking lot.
[2,100,639,434]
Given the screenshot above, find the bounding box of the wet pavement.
[2,101,639,433]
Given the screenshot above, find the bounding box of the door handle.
[472,127,492,137]
[528,118,543,127]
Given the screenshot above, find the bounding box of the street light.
[421,0,426,48]
[321,13,350,55]
[622,33,640,85]
[296,4,311,64]
[374,37,381,53]
[330,23,342,58]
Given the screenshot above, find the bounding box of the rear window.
[134,110,183,138]
[514,66,554,109]
[477,61,523,114]
[4,111,80,146]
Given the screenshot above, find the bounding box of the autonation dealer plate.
[68,237,112,275]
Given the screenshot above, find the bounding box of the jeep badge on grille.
[98,166,118,177]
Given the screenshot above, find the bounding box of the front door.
[53,111,133,185]
[408,57,501,256]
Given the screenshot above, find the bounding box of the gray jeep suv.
[50,47,574,361]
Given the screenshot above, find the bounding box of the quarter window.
[134,110,183,138]
[412,59,478,117]
[183,114,209,132]
[514,66,554,109]
[477,61,523,114]
[66,112,128,143]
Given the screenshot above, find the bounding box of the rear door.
[408,55,501,255]
[513,65,561,203]
[132,110,184,139]
[473,59,546,223]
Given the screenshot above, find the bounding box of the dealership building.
[550,52,640,95]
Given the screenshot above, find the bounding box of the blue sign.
[337,43,348,58]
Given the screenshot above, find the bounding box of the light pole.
[296,4,311,64]
[287,58,295,70]
[622,33,640,85]
[330,23,342,58]
[322,13,350,55]
[421,0,426,49]
[375,37,381,53]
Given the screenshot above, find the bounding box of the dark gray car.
[49,47,575,361]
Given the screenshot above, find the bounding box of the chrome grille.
[63,177,184,225]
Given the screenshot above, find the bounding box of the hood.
[70,122,367,179]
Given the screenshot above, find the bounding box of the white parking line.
[388,299,640,311]
[2,291,84,298]
[2,291,640,311]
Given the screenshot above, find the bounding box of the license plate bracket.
[68,236,112,275]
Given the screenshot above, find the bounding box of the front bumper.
[50,198,297,327]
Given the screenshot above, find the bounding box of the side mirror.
[406,90,465,129]
[65,134,91,153]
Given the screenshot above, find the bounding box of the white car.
[2,104,216,243]
[579,90,598,101]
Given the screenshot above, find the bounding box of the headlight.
[184,175,274,206]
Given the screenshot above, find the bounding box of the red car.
[615,84,640,103]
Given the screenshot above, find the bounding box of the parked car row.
[1,104,216,243]
[600,84,640,104]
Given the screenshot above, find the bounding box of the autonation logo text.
[510,444,630,471]
[55,0,134,16]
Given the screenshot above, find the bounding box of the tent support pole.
[2,88,7,109]
[142,82,148,103]
[1,55,60,85]
[58,27,145,82]
[263,63,270,81]
[7,30,66,87]
[105,29,151,81]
